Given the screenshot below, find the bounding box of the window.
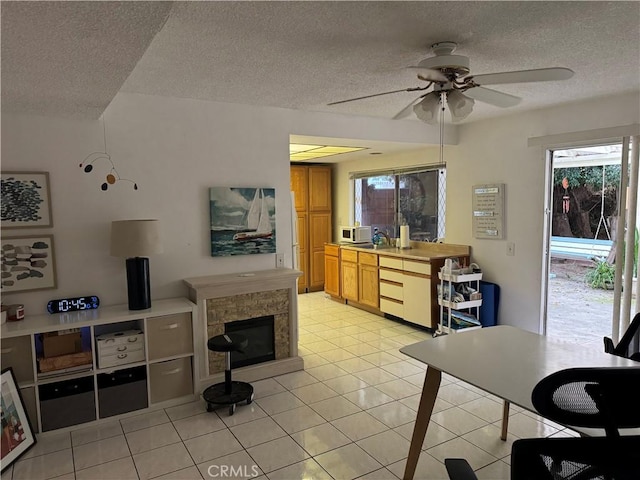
[353,167,446,241]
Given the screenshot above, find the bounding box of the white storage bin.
[96,330,145,369]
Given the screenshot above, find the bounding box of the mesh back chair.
[604,312,640,361]
[445,367,640,480]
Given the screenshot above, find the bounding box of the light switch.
[507,242,515,256]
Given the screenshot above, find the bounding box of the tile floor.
[2,292,579,480]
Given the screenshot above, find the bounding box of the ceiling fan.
[328,41,574,123]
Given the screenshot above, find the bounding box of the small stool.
[202,333,254,415]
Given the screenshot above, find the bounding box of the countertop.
[334,242,470,261]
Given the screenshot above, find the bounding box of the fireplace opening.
[224,315,275,368]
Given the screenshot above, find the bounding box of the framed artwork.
[1,235,57,293]
[1,172,52,229]
[1,368,37,472]
[209,187,276,257]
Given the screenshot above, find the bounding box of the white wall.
[446,93,639,332]
[1,92,437,314]
[333,92,639,333]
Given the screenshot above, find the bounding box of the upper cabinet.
[291,165,333,293]
[308,167,332,211]
[290,166,308,212]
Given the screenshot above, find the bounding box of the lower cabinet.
[324,244,341,297]
[402,272,432,328]
[341,249,359,301]
[358,253,379,308]
[340,249,379,307]
[379,256,433,328]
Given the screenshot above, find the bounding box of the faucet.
[379,229,391,246]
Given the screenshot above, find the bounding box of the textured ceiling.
[2,1,640,125]
[1,1,173,118]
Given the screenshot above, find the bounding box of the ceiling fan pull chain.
[439,92,445,166]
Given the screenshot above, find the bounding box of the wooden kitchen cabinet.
[358,252,379,308]
[309,167,332,211]
[340,249,358,301]
[324,244,341,298]
[339,249,379,308]
[291,165,332,293]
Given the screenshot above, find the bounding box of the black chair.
[445,367,640,480]
[604,312,640,361]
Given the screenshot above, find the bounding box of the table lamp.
[110,219,162,310]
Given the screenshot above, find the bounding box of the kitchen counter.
[325,242,472,329]
[338,242,470,261]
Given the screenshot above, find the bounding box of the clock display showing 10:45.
[47,296,100,314]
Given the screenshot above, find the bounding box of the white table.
[399,325,638,480]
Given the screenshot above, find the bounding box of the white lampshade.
[447,90,475,122]
[413,92,441,124]
[110,219,163,258]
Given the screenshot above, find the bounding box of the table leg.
[403,366,441,480]
[500,400,510,441]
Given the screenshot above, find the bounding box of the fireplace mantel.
[184,269,303,391]
[185,269,302,300]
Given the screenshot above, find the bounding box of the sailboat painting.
[209,187,276,256]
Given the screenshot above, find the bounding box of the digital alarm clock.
[47,296,100,314]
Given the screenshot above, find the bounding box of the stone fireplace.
[184,269,303,390]
[206,290,288,373]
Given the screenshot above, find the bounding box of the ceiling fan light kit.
[413,92,441,124]
[328,41,574,123]
[446,90,474,122]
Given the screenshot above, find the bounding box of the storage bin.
[42,331,82,358]
[96,330,145,369]
[39,376,96,431]
[19,386,39,433]
[1,336,34,384]
[149,357,193,404]
[98,366,148,418]
[147,313,193,360]
[479,280,500,327]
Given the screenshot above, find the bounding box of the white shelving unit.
[437,271,483,336]
[0,298,198,434]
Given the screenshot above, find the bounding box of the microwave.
[340,226,372,243]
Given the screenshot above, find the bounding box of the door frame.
[539,133,638,340]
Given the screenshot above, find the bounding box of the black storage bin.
[97,366,148,418]
[479,280,500,327]
[39,376,96,431]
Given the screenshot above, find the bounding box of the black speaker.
[126,257,151,310]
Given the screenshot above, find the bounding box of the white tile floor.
[3,292,579,480]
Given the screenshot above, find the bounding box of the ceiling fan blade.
[406,67,448,82]
[464,87,522,108]
[327,89,412,106]
[469,67,574,86]
[392,96,427,119]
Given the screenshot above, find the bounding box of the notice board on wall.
[472,184,505,239]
